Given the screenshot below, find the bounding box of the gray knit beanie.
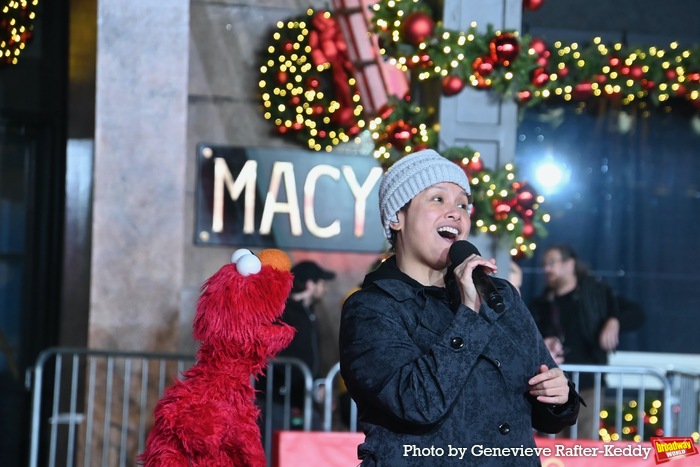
[378,149,472,240]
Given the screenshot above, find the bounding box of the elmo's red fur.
[138,251,295,467]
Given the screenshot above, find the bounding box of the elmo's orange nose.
[257,249,291,271]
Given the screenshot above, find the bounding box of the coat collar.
[362,255,511,322]
[363,255,449,304]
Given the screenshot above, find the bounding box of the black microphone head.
[448,240,481,267]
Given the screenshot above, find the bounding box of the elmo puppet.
[138,248,296,467]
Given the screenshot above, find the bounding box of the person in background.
[528,243,619,439]
[257,260,335,432]
[339,149,581,466]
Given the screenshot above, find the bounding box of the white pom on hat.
[378,149,472,240]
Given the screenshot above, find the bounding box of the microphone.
[448,240,505,313]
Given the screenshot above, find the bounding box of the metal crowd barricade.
[320,363,698,441]
[28,347,313,467]
[323,362,357,433]
[665,369,700,437]
[560,364,673,440]
[255,356,314,467]
[29,348,700,466]
[29,347,195,467]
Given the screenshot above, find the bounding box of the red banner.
[273,432,700,466]
[273,431,364,466]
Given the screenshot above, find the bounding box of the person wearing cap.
[339,149,581,466]
[258,260,335,433]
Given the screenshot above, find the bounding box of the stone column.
[90,0,189,350]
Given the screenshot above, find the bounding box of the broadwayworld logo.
[650,437,699,464]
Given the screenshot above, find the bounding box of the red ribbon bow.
[308,12,356,128]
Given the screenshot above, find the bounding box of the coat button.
[498,422,510,435]
[494,359,501,367]
[450,337,464,349]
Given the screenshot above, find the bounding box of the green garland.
[258,10,550,257]
[368,95,438,169]
[370,0,700,109]
[441,147,549,258]
[365,96,548,257]
[255,3,700,256]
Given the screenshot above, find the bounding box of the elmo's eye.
[230,248,262,276]
[231,248,253,264]
[236,254,262,276]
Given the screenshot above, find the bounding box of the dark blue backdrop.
[514,102,700,354]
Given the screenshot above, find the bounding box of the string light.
[368,0,700,110]
[258,9,364,150]
[0,0,39,66]
[260,3,698,256]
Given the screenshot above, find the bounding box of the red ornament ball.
[347,125,361,136]
[630,65,644,80]
[276,71,288,85]
[513,182,538,213]
[492,201,512,221]
[529,37,548,56]
[442,75,465,96]
[472,55,495,76]
[387,120,416,149]
[489,33,521,66]
[407,53,433,69]
[462,157,483,176]
[522,223,535,238]
[516,191,535,211]
[306,76,320,89]
[572,82,592,100]
[377,104,395,120]
[403,12,435,45]
[531,67,549,87]
[523,0,544,10]
[518,90,532,103]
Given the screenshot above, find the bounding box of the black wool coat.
[339,257,580,466]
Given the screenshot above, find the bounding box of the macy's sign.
[195,145,386,253]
